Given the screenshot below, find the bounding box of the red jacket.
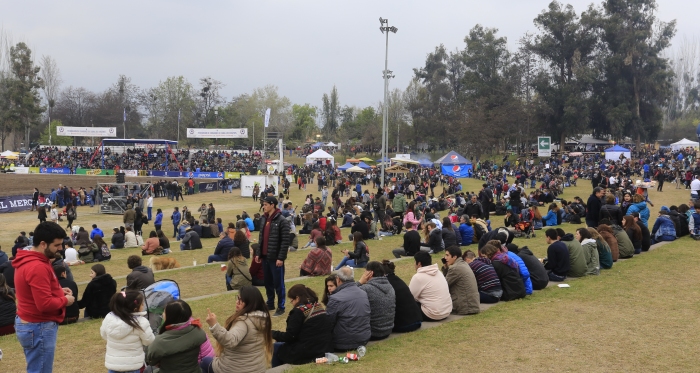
[12,250,67,323]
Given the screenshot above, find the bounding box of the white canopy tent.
[670,138,699,151]
[305,149,335,166]
[325,142,338,147]
[346,165,366,173]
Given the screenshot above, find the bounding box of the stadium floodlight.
[378,17,397,188]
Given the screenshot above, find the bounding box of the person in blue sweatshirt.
[154,209,163,232]
[458,215,474,246]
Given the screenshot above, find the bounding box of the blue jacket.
[626,202,650,227]
[459,224,474,246]
[171,211,181,226]
[507,251,532,295]
[90,228,104,240]
[651,215,676,240]
[245,217,254,231]
[543,210,558,227]
[154,212,163,226]
[178,225,188,240]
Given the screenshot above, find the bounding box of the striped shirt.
[469,258,502,293]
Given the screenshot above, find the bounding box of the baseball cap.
[263,196,278,206]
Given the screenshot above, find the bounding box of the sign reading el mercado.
[57,126,117,137]
[186,128,249,139]
[538,136,552,157]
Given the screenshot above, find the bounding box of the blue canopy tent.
[311,142,324,148]
[357,161,372,170]
[417,159,433,167]
[434,151,472,177]
[92,139,179,170]
[337,162,353,171]
[604,145,631,161]
[375,156,390,163]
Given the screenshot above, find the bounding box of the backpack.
[67,208,76,220]
[100,244,111,259]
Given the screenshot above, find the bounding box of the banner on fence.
[39,167,71,174]
[0,194,33,213]
[11,166,29,174]
[122,170,139,177]
[57,126,117,137]
[146,170,224,178]
[240,175,278,197]
[224,172,242,179]
[230,179,241,189]
[77,168,109,176]
[198,182,219,193]
[186,128,248,138]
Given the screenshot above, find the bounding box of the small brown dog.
[149,256,181,271]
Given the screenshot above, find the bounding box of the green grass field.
[0,174,696,372]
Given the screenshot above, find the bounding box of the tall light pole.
[379,17,397,188]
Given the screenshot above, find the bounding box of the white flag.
[264,108,271,128]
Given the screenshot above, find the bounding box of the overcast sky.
[3,0,697,110]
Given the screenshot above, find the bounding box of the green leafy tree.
[530,1,598,150]
[290,104,317,141]
[591,0,676,144]
[321,85,340,136]
[7,42,45,150]
[38,120,71,145]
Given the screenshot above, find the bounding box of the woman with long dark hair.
[0,274,16,336]
[321,274,338,306]
[271,284,332,367]
[201,286,273,373]
[622,215,643,254]
[335,231,369,269]
[65,202,77,229]
[146,300,209,372]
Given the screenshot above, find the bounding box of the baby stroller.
[514,207,535,238]
[142,279,181,334]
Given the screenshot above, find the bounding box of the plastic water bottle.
[357,345,366,359]
[325,352,339,363]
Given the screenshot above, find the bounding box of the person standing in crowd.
[123,204,135,230]
[171,207,181,239]
[147,194,153,221]
[65,202,77,230]
[154,208,163,232]
[13,222,75,372]
[586,187,604,227]
[254,196,290,317]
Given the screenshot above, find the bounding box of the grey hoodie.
[359,276,396,339]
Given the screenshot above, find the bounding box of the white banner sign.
[395,154,411,160]
[123,170,138,177]
[186,128,249,138]
[57,126,117,137]
[240,175,278,197]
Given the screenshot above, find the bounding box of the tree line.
[0,0,698,156]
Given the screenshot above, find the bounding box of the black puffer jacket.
[599,204,623,226]
[0,291,16,327]
[78,274,117,319]
[256,209,291,261]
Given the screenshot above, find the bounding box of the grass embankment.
[0,176,694,372]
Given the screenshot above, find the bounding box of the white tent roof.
[671,138,699,147]
[346,166,366,173]
[325,142,337,147]
[306,149,333,159]
[305,149,335,165]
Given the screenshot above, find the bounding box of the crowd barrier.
[0,194,33,213]
[39,167,72,174]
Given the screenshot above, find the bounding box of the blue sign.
[441,164,472,178]
[40,168,71,174]
[146,171,223,178]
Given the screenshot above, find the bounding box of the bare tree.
[40,55,61,145]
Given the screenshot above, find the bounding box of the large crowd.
[1,144,699,372]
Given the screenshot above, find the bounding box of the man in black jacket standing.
[586,187,604,227]
[255,196,290,317]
